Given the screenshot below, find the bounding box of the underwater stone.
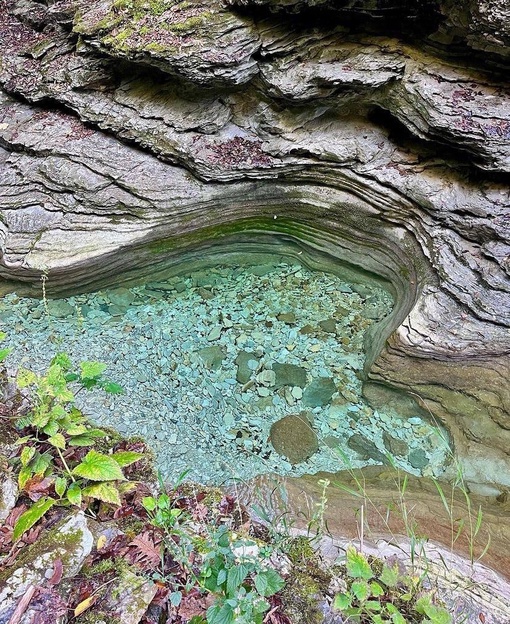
[269,413,319,464]
[347,434,389,464]
[108,287,136,310]
[47,299,75,318]
[302,377,337,407]
[198,346,225,371]
[382,431,409,457]
[273,363,308,388]
[319,319,337,333]
[235,350,261,384]
[277,312,297,324]
[408,448,429,469]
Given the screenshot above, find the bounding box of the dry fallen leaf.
[74,595,97,617]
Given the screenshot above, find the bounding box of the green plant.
[333,546,451,624]
[0,331,11,362]
[142,490,285,624]
[9,352,140,540]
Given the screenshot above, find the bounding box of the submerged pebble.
[1,260,450,484]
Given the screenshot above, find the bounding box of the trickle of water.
[1,260,450,484]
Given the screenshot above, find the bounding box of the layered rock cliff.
[0,0,508,489]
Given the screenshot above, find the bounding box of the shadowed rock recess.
[0,0,508,489]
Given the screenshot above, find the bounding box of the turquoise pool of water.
[0,259,450,484]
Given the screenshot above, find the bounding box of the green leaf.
[20,446,36,466]
[365,600,382,611]
[254,569,284,597]
[66,425,88,436]
[42,421,59,437]
[55,476,67,497]
[346,547,373,580]
[371,582,385,597]
[0,347,11,363]
[415,597,451,624]
[142,496,157,512]
[227,564,250,597]
[13,497,55,541]
[80,361,107,380]
[391,611,407,624]
[47,433,66,449]
[169,591,182,607]
[18,465,33,490]
[67,482,82,506]
[16,368,37,388]
[32,452,52,475]
[112,451,144,467]
[72,450,125,481]
[82,482,122,505]
[68,435,97,447]
[101,381,124,394]
[352,580,370,603]
[51,353,72,370]
[217,568,227,586]
[206,603,235,624]
[333,593,351,610]
[380,564,399,587]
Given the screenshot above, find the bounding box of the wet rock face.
[0,0,508,487]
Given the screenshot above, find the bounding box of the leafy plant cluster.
[3,342,144,541]
[142,490,285,624]
[333,547,451,624]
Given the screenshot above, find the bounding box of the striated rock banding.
[0,0,508,490]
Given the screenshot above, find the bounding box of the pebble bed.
[0,260,450,484]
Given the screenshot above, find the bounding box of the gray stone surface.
[302,378,337,407]
[0,512,93,623]
[273,363,308,389]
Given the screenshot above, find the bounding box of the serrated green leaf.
[227,564,250,596]
[47,433,66,449]
[380,564,399,587]
[371,582,385,597]
[16,368,37,388]
[68,435,97,447]
[72,450,125,481]
[365,600,382,611]
[346,547,373,580]
[80,361,107,380]
[101,381,124,394]
[51,353,72,370]
[254,569,284,597]
[13,497,55,541]
[112,451,144,467]
[66,425,87,435]
[42,421,59,437]
[206,602,234,624]
[84,428,107,438]
[82,482,121,505]
[55,476,67,497]
[32,452,52,475]
[352,579,370,602]
[49,404,67,420]
[0,331,6,340]
[67,482,82,506]
[32,409,50,429]
[20,446,35,466]
[333,593,351,610]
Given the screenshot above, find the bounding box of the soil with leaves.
[0,340,454,624]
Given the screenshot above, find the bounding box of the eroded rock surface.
[0,0,508,488]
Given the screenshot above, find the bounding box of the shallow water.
[1,258,450,484]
